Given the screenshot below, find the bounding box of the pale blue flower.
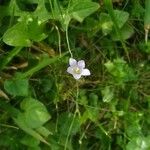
[67,58,91,80]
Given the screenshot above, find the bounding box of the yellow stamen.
[74,67,81,74]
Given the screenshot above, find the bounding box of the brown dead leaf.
[0,89,9,100]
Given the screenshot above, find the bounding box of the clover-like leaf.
[20,98,51,129]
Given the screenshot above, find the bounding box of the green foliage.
[102,86,114,103]
[20,98,51,128]
[68,0,100,23]
[105,58,136,84]
[100,13,113,35]
[0,0,150,150]
[113,10,129,28]
[0,47,23,70]
[126,136,150,150]
[144,0,150,28]
[14,98,51,146]
[50,0,99,30]
[3,15,47,46]
[58,112,80,136]
[20,135,40,148]
[4,78,29,96]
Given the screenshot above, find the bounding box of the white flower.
[67,58,91,80]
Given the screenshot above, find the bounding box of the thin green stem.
[79,123,90,144]
[64,111,77,150]
[54,25,62,56]
[64,81,80,150]
[9,0,15,27]
[145,29,149,44]
[97,123,110,138]
[0,47,23,70]
[76,81,81,117]
[49,0,54,19]
[55,103,58,132]
[0,123,19,130]
[66,26,73,58]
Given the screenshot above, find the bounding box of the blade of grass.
[13,116,51,146]
[0,47,23,70]
[0,100,19,118]
[104,0,130,62]
[8,0,16,27]
[144,0,150,43]
[17,52,68,79]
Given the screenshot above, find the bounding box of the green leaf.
[13,113,50,146]
[4,79,29,96]
[78,90,88,106]
[138,42,150,54]
[69,1,100,22]
[126,124,142,138]
[89,93,98,106]
[81,106,99,123]
[111,23,134,41]
[9,0,25,17]
[105,58,136,83]
[102,86,114,103]
[100,13,113,35]
[33,0,50,23]
[3,21,31,47]
[36,126,52,138]
[49,0,99,30]
[27,18,47,42]
[20,98,51,128]
[126,136,150,150]
[20,135,40,147]
[86,107,99,122]
[3,14,47,46]
[131,1,144,18]
[113,10,129,28]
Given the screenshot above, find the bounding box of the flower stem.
[64,81,80,150]
[76,81,81,117]
[64,111,77,150]
[66,26,73,58]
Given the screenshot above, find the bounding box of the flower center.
[73,67,81,74]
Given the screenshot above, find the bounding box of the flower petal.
[82,69,91,76]
[67,67,73,74]
[78,60,85,69]
[69,58,77,66]
[73,74,82,80]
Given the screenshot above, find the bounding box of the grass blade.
[17,52,68,79]
[0,47,23,70]
[144,0,150,43]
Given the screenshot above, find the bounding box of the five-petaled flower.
[67,58,91,80]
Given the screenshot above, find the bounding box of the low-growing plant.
[0,0,150,150]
